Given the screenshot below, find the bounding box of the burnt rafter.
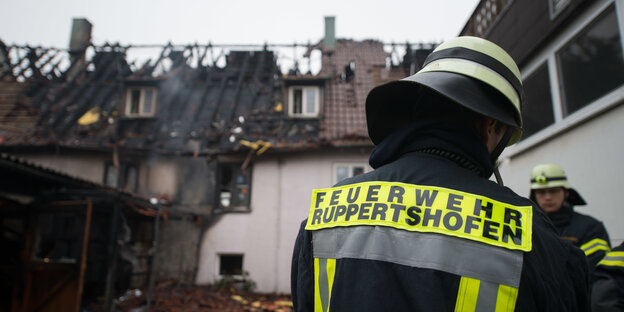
[228,52,250,123]
[0,40,438,152]
[0,45,69,82]
[45,51,121,130]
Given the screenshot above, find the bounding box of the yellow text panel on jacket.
[306,181,532,252]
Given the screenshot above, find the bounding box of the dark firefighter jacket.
[291,121,590,312]
[592,243,624,312]
[545,203,611,270]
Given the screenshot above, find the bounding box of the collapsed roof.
[0,26,434,155]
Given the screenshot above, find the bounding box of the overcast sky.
[1,0,480,48]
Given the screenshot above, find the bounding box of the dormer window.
[125,87,157,117]
[288,86,320,118]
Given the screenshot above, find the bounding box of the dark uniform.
[291,36,590,312]
[292,125,589,311]
[592,243,624,311]
[529,164,611,270]
[547,203,610,268]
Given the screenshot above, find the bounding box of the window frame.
[518,62,556,139]
[124,87,157,117]
[215,162,252,213]
[287,85,321,118]
[504,0,624,158]
[103,162,139,192]
[332,162,369,185]
[216,253,244,277]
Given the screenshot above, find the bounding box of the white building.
[462,0,624,245]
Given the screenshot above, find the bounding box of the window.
[334,163,367,184]
[521,63,555,138]
[125,87,157,117]
[104,164,119,187]
[34,213,82,263]
[216,163,251,212]
[556,5,624,116]
[104,163,138,192]
[219,254,243,275]
[288,86,320,118]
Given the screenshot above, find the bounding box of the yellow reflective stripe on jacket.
[580,238,610,256]
[456,276,480,311]
[598,251,624,268]
[314,258,336,312]
[455,277,518,312]
[306,181,533,251]
[496,284,519,312]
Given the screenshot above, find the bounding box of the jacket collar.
[546,203,574,229]
[369,120,494,178]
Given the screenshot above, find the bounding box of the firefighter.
[291,36,589,311]
[592,242,624,311]
[530,163,611,270]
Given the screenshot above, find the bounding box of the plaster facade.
[196,149,372,293]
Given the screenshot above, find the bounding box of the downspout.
[274,157,282,293]
[146,206,162,308]
[104,201,121,312]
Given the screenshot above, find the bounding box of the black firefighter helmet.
[365,36,525,146]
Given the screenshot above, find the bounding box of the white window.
[288,86,320,118]
[125,87,157,117]
[333,163,368,185]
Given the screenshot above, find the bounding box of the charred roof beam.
[228,51,250,124]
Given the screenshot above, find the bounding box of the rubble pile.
[116,280,293,312]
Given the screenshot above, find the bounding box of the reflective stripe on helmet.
[423,47,523,105]
[433,36,522,82]
[418,58,521,124]
[530,176,567,184]
[530,163,573,190]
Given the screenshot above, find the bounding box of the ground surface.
[116,280,293,312]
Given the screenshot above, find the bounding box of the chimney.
[67,18,92,81]
[324,16,336,50]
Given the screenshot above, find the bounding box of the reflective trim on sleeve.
[455,277,519,312]
[314,258,336,312]
[598,251,624,268]
[313,226,523,287]
[580,238,611,256]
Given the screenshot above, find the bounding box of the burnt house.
[194,18,434,292]
[0,16,436,297]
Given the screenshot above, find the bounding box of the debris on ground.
[115,280,293,312]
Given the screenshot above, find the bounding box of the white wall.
[195,149,372,293]
[18,153,106,183]
[500,104,624,245]
[17,152,181,199]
